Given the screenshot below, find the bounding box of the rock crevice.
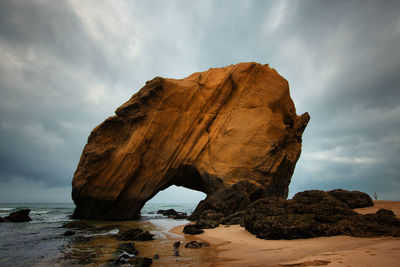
[72,62,309,220]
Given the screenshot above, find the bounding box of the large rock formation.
[72,62,309,220]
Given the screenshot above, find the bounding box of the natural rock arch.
[140,165,212,212]
[72,62,309,220]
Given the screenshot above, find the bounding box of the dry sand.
[171,201,400,267]
[354,200,400,216]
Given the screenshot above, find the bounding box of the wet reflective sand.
[51,218,218,266]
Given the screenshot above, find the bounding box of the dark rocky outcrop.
[0,217,4,222]
[327,189,373,208]
[113,242,153,266]
[195,210,224,229]
[183,187,389,240]
[118,242,139,256]
[184,241,210,248]
[114,254,152,266]
[3,209,31,222]
[173,241,181,257]
[72,62,309,220]
[157,209,178,216]
[117,228,154,241]
[190,180,264,222]
[244,190,399,239]
[292,190,349,207]
[183,224,204,235]
[114,253,132,265]
[173,241,181,248]
[157,209,187,219]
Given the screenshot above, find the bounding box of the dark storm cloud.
[0,0,399,201]
[0,0,134,192]
[276,1,400,199]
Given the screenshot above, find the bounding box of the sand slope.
[202,225,400,267]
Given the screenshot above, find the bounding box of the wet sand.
[170,201,400,267]
[52,219,219,266]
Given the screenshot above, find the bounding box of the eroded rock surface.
[327,189,373,208]
[72,62,309,220]
[244,190,399,239]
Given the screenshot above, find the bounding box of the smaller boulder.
[0,217,4,222]
[157,209,188,219]
[63,230,75,236]
[173,241,181,248]
[157,209,178,216]
[131,257,153,267]
[375,209,400,226]
[183,224,204,235]
[114,252,134,265]
[118,242,138,255]
[115,256,152,267]
[173,241,181,256]
[117,228,154,241]
[4,209,31,222]
[185,241,209,248]
[376,208,395,217]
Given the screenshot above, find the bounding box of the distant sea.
[0,202,198,266]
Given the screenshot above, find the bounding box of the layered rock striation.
[72,62,309,220]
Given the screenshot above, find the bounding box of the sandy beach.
[171,201,400,267]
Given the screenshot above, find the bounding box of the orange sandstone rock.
[72,62,309,220]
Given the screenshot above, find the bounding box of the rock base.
[187,189,400,239]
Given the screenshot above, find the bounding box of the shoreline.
[170,200,400,266]
[4,201,397,266]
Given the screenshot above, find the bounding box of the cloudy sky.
[0,0,399,203]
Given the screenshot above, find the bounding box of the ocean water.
[0,202,200,267]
